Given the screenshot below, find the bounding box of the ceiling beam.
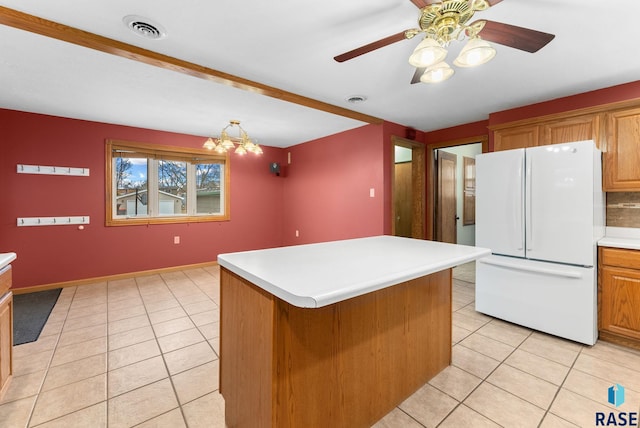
[0,6,383,125]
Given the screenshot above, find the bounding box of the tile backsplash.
[606,192,640,228]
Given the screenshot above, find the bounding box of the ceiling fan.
[334,0,555,84]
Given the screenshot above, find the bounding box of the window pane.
[115,157,148,216]
[196,163,222,214]
[158,160,187,215]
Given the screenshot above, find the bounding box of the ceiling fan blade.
[334,31,407,62]
[410,0,439,8]
[410,67,426,84]
[412,0,502,8]
[475,20,555,53]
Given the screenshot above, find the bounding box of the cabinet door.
[0,292,12,398]
[600,266,640,340]
[604,107,640,191]
[493,125,539,151]
[542,114,601,148]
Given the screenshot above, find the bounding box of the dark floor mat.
[13,288,62,345]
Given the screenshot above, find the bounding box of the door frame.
[426,135,488,241]
[391,135,425,239]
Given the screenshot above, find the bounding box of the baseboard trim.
[12,261,219,295]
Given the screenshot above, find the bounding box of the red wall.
[281,124,387,246]
[1,109,286,289]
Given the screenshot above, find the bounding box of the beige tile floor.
[1,262,640,427]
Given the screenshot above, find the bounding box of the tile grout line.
[434,319,535,427]
[134,271,218,427]
[535,344,584,427]
[24,287,80,428]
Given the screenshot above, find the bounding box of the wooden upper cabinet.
[542,114,601,148]
[493,124,539,151]
[604,107,640,191]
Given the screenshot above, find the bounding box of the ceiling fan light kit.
[334,0,555,85]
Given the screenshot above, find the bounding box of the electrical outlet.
[295,230,299,237]
[174,236,180,244]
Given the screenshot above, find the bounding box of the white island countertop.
[218,236,490,308]
[0,253,16,271]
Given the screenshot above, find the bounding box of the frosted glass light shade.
[420,62,454,83]
[453,37,496,67]
[203,137,216,150]
[408,38,447,68]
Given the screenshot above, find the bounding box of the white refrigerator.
[475,140,604,345]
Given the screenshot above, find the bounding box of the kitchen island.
[217,236,490,428]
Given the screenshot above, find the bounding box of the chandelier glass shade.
[203,120,263,155]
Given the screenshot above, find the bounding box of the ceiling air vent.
[123,15,166,40]
[346,95,367,104]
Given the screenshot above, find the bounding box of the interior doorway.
[391,136,425,239]
[436,150,457,243]
[429,136,487,244]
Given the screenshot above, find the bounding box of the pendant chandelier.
[203,120,263,155]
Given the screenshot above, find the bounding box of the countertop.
[598,227,640,251]
[218,236,490,308]
[0,253,16,271]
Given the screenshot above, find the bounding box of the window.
[106,139,229,225]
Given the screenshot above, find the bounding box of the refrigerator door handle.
[478,258,583,279]
[526,155,533,252]
[517,160,524,251]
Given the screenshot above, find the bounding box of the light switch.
[369,188,375,198]
[174,236,180,244]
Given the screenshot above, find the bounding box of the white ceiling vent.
[123,15,166,40]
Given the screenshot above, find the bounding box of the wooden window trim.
[105,139,230,226]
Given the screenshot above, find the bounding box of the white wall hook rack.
[17,164,90,176]
[17,216,90,227]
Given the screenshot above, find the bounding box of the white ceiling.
[1,0,639,148]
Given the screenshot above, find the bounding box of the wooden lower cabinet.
[0,291,12,399]
[599,247,640,350]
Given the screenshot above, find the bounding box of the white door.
[525,141,595,266]
[475,149,525,258]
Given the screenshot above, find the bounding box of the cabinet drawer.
[0,266,11,297]
[600,247,640,270]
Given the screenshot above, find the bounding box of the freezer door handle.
[526,155,533,252]
[478,258,583,279]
